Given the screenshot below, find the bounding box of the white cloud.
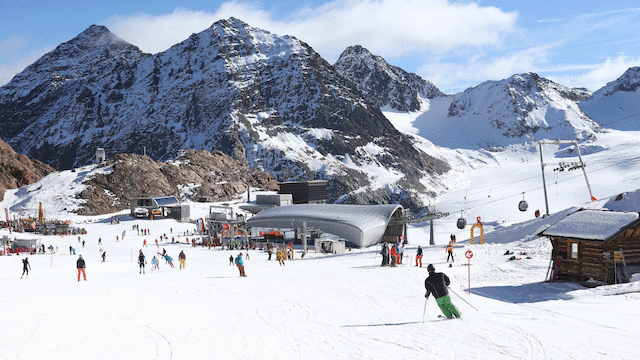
[418,44,555,94]
[546,55,640,91]
[104,0,519,62]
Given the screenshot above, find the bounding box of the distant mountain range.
[0,18,638,211]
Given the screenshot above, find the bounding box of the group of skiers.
[380,243,405,266]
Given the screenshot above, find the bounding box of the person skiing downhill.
[151,256,159,271]
[424,264,460,319]
[138,250,146,274]
[77,255,87,281]
[21,257,31,278]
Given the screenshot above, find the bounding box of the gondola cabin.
[538,209,640,285]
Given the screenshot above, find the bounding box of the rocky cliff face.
[0,18,449,210]
[333,45,444,112]
[0,138,55,201]
[76,150,278,215]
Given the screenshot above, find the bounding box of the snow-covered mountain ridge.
[405,72,601,149]
[579,66,640,131]
[0,18,448,210]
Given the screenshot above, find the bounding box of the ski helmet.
[427,264,435,272]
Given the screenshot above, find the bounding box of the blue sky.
[1,0,639,94]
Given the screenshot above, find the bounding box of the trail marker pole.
[465,250,473,294]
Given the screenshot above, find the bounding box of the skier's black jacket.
[425,272,450,299]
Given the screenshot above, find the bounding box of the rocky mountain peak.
[502,72,591,103]
[593,67,640,97]
[334,45,444,112]
[339,45,372,57]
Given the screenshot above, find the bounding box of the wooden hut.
[538,209,640,285]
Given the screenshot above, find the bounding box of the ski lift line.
[445,173,542,198]
[440,155,640,208]
[439,143,638,197]
[447,158,640,217]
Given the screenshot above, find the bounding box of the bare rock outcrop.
[76,150,278,215]
[0,138,55,201]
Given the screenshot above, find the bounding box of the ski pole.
[448,287,478,311]
[422,297,428,323]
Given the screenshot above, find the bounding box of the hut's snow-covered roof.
[539,209,639,241]
[246,204,403,247]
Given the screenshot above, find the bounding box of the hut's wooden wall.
[551,238,605,282]
[550,222,640,284]
[603,223,640,282]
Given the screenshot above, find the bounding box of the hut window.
[570,243,578,260]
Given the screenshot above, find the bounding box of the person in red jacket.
[389,245,397,266]
[415,246,423,267]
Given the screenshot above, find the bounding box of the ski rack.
[538,139,595,216]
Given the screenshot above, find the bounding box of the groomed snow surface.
[2,130,640,359]
[2,215,639,360]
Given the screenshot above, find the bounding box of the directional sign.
[465,250,473,259]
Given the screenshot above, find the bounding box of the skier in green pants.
[425,264,461,319]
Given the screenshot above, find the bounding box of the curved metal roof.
[246,204,403,247]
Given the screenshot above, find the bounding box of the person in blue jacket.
[234,253,246,277]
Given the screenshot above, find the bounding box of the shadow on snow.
[471,281,585,304]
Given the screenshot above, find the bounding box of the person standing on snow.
[138,250,146,274]
[21,257,31,278]
[416,246,423,267]
[234,253,246,277]
[424,264,460,319]
[77,255,87,281]
[446,240,455,264]
[229,254,234,266]
[151,256,159,271]
[381,244,388,266]
[179,250,186,269]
